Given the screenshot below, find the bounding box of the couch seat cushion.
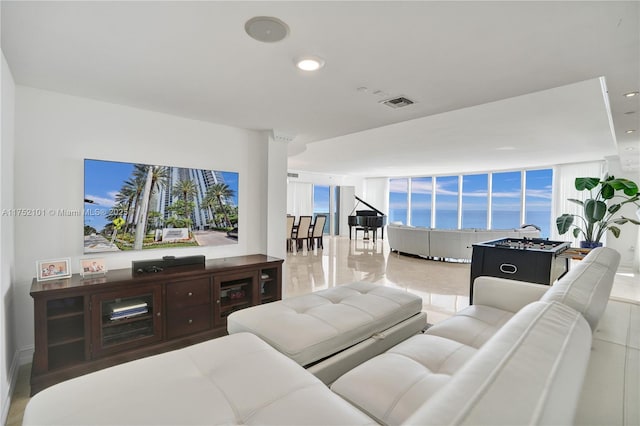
[227,281,423,366]
[405,301,592,425]
[424,304,514,348]
[331,334,477,425]
[24,333,374,426]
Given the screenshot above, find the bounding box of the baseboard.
[1,346,34,425]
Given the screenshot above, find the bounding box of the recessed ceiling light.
[496,146,516,151]
[295,56,325,71]
[624,91,639,98]
[626,129,636,134]
[624,146,636,151]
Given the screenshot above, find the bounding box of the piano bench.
[227,281,426,384]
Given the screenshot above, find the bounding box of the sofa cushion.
[541,247,620,331]
[331,334,477,425]
[404,301,592,425]
[227,281,423,366]
[23,333,375,426]
[424,304,514,348]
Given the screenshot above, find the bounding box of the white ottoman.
[228,281,426,384]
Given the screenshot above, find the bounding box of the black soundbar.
[132,255,205,274]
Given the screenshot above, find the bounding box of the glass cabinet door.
[91,285,162,358]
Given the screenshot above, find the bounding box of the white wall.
[1,52,17,425]
[287,170,364,195]
[266,132,288,260]
[12,86,277,358]
[363,177,390,216]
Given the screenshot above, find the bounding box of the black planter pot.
[580,241,603,249]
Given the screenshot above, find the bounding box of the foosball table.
[469,237,571,304]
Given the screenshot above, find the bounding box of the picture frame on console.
[36,258,71,281]
[80,258,107,277]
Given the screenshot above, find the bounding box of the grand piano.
[348,195,387,242]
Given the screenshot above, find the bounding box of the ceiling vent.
[287,172,299,178]
[381,96,415,109]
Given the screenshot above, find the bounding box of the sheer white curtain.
[552,161,604,245]
[287,182,313,217]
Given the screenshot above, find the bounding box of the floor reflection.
[285,236,471,324]
[285,236,640,324]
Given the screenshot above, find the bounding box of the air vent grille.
[382,96,415,109]
[287,172,299,178]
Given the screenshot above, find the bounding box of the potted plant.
[556,175,640,248]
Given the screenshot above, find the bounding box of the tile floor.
[5,236,639,425]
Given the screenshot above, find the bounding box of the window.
[388,168,554,234]
[435,176,459,229]
[525,169,553,238]
[410,177,432,227]
[313,185,330,234]
[462,174,488,229]
[389,178,409,224]
[491,171,521,229]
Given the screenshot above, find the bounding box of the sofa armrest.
[473,276,549,312]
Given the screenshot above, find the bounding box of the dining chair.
[295,216,312,251]
[310,215,326,250]
[286,215,295,252]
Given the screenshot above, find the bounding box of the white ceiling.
[2,1,639,177]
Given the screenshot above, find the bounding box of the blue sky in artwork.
[84,159,240,232]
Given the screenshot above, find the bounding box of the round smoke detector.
[245,16,289,43]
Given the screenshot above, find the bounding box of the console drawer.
[166,278,210,311]
[166,304,212,338]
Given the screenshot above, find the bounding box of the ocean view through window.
[435,176,459,229]
[462,174,488,229]
[411,177,432,227]
[387,168,553,237]
[389,178,409,224]
[313,185,330,234]
[491,171,521,230]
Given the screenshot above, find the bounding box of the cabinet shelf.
[48,336,84,348]
[220,299,251,310]
[101,313,153,328]
[47,296,84,319]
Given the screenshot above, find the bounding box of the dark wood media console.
[30,254,283,395]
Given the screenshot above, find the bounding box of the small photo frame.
[80,258,107,277]
[36,258,72,282]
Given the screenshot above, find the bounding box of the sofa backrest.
[403,301,592,425]
[540,247,620,331]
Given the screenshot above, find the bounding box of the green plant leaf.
[609,226,621,238]
[600,182,614,199]
[572,228,581,238]
[556,214,574,234]
[610,178,639,196]
[608,204,621,214]
[567,198,584,206]
[622,216,640,225]
[584,199,606,222]
[613,218,628,225]
[575,177,600,191]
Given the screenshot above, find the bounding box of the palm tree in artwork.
[171,179,197,232]
[203,183,235,228]
[115,177,145,234]
[133,165,169,250]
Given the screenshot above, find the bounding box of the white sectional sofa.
[24,248,620,426]
[387,224,541,260]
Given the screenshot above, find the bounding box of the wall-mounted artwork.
[84,159,239,254]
